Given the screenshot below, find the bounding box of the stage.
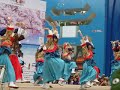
[2,83,110,90]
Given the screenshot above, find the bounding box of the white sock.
[71,68,76,73]
[42,83,49,89]
[9,82,16,86]
[86,81,91,86]
[94,78,99,82]
[59,78,64,81]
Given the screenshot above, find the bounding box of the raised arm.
[51,22,58,35]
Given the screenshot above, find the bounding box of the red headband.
[64,44,68,49]
[7,27,14,31]
[81,43,86,47]
[47,35,53,38]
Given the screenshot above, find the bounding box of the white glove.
[38,45,43,50]
[90,42,94,47]
[18,28,23,35]
[56,34,59,38]
[22,30,28,38]
[43,45,47,50]
[84,36,89,43]
[18,28,28,38]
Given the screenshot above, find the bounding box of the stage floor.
[2,83,111,90]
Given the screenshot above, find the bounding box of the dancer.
[2,19,25,81]
[5,24,23,81]
[62,42,77,82]
[42,25,65,89]
[33,46,44,86]
[78,30,97,89]
[111,40,120,74]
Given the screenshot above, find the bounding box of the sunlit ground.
[2,83,110,90]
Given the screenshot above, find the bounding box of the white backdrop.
[61,26,79,38]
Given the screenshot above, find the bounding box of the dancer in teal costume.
[33,47,44,85]
[0,17,18,88]
[42,22,65,88]
[62,43,77,81]
[42,28,65,88]
[79,36,97,89]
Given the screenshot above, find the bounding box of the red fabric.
[7,27,14,31]
[116,58,120,60]
[112,47,120,51]
[10,37,15,42]
[36,59,44,63]
[9,54,22,80]
[84,50,93,60]
[0,40,12,47]
[112,48,115,50]
[81,43,86,47]
[47,35,53,38]
[63,44,68,49]
[94,66,100,78]
[45,44,58,53]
